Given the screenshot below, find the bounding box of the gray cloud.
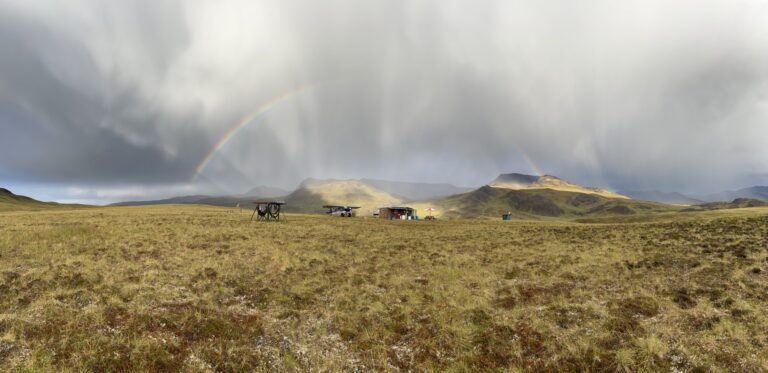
[1,0,767,202]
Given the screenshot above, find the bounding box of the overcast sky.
[1,0,768,203]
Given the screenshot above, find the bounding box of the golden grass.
[1,205,767,371]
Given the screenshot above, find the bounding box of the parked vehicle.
[323,205,360,217]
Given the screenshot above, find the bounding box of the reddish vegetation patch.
[471,323,547,370]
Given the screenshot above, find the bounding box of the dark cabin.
[378,206,416,220]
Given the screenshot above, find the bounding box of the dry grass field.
[1,205,768,371]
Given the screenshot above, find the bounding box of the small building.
[378,206,416,220]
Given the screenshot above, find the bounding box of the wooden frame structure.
[251,201,286,221]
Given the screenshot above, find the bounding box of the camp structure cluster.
[248,202,443,221]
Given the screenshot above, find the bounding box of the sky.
[1,0,768,204]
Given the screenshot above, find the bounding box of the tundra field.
[1,206,768,372]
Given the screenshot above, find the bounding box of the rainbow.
[193,86,311,178]
[513,144,545,176]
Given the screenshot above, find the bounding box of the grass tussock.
[1,205,768,371]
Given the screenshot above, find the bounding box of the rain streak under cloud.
[1,0,768,203]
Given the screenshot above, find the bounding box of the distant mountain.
[113,194,287,208]
[619,190,703,205]
[111,178,462,212]
[698,186,768,203]
[687,198,768,211]
[359,178,472,201]
[426,185,675,219]
[489,173,629,199]
[0,188,86,211]
[408,173,672,219]
[111,195,212,206]
[283,178,403,214]
[112,185,292,207]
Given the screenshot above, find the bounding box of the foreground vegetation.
[1,205,767,371]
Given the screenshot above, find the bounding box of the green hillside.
[0,188,87,211]
[426,185,679,219]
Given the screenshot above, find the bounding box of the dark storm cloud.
[0,1,207,186]
[1,0,767,202]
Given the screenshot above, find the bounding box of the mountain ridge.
[489,173,629,199]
